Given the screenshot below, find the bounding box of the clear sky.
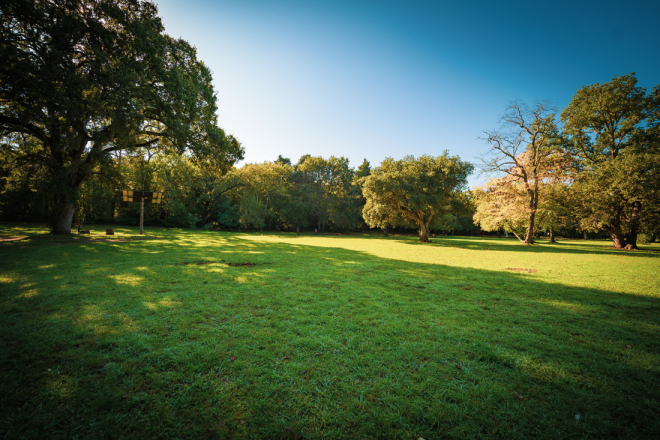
[155,0,660,186]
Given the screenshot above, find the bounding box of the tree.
[355,159,372,180]
[473,174,571,243]
[567,151,660,248]
[480,100,562,244]
[229,162,290,230]
[473,176,536,240]
[238,194,267,231]
[296,156,358,232]
[360,153,473,242]
[561,73,660,249]
[539,182,575,243]
[275,155,292,166]
[475,146,568,243]
[352,159,372,232]
[0,134,55,221]
[0,0,243,234]
[447,191,478,236]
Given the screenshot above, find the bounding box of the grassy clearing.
[1,224,659,439]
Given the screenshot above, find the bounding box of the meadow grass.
[1,224,659,439]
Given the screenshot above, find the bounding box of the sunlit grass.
[1,223,659,439]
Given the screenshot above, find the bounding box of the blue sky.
[155,0,660,186]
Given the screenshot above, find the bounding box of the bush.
[187,213,202,229]
[637,233,652,245]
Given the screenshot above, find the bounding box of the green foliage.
[214,199,241,229]
[561,73,654,164]
[238,194,267,230]
[638,233,653,244]
[355,159,372,179]
[229,162,290,230]
[0,136,55,222]
[296,156,360,232]
[569,152,660,229]
[0,0,243,233]
[361,153,473,241]
[275,155,292,166]
[187,213,202,229]
[561,73,660,248]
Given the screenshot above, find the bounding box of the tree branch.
[0,114,50,145]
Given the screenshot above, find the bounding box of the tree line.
[474,73,660,250]
[0,148,478,240]
[1,1,658,249]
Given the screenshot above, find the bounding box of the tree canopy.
[0,0,243,233]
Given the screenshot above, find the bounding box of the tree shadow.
[1,231,659,438]
[384,234,660,258]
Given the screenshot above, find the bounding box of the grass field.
[1,224,659,439]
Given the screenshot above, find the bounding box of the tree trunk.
[549,227,555,243]
[522,190,536,244]
[609,228,626,249]
[523,209,536,244]
[51,203,75,234]
[624,201,641,250]
[140,198,144,235]
[382,226,388,237]
[418,223,430,242]
[608,210,627,249]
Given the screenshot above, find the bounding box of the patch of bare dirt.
[174,261,257,267]
[506,268,538,273]
[175,261,215,266]
[225,262,256,268]
[0,236,26,242]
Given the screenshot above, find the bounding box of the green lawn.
[1,224,659,439]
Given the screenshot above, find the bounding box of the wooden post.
[140,197,144,235]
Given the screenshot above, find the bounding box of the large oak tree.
[0,0,243,233]
[561,73,660,249]
[360,153,473,242]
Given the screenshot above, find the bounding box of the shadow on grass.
[382,234,660,258]
[1,231,659,439]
